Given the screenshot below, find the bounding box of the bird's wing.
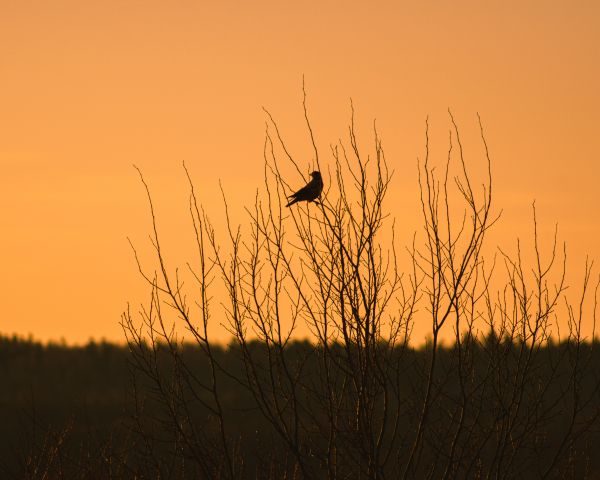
[288,178,315,199]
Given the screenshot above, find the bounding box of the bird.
[286,171,323,207]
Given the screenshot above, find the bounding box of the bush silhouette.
[3,102,599,479]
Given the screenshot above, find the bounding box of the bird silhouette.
[286,171,323,207]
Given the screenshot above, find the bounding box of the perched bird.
[286,171,323,207]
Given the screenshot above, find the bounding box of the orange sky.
[1,1,599,344]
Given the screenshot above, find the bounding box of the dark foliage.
[2,336,600,478]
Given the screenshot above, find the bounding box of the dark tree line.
[1,336,600,478]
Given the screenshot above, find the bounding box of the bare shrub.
[123,96,600,479]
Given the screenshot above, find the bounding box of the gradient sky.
[1,1,599,344]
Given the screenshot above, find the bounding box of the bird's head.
[310,171,321,179]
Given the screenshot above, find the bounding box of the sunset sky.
[1,1,599,344]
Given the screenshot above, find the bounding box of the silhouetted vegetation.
[2,336,600,478]
[3,99,599,479]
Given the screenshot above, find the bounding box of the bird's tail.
[285,198,298,207]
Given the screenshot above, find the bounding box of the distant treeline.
[1,335,600,478]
